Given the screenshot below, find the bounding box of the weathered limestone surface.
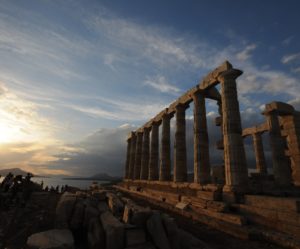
[218,69,248,193]
[149,122,160,180]
[134,132,143,180]
[281,112,300,186]
[174,104,188,182]
[128,132,137,180]
[27,229,74,249]
[160,111,173,181]
[100,211,125,249]
[140,128,150,180]
[193,91,210,185]
[55,192,77,228]
[252,133,267,175]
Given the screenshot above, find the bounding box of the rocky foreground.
[0,185,285,249]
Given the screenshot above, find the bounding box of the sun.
[0,123,22,143]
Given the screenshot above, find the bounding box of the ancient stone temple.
[117,61,300,249]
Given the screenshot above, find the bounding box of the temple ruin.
[117,61,300,248]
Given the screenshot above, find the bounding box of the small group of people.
[43,184,69,193]
[0,172,35,208]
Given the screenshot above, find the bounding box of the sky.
[0,0,300,177]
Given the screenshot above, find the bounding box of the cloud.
[281,53,300,64]
[282,36,294,46]
[144,75,181,94]
[236,44,257,61]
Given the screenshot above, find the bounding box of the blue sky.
[0,0,299,176]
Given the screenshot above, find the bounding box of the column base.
[222,184,248,204]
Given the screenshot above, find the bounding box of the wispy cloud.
[282,36,294,46]
[236,44,257,61]
[144,75,181,94]
[281,52,300,64]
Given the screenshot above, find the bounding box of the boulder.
[98,201,109,213]
[178,229,210,249]
[70,201,85,230]
[123,203,152,227]
[107,193,124,216]
[92,190,107,201]
[27,229,74,249]
[146,212,171,249]
[55,192,77,228]
[125,242,156,249]
[125,227,146,247]
[161,214,180,249]
[100,211,125,249]
[87,217,105,249]
[83,206,99,229]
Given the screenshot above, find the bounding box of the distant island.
[0,168,33,177]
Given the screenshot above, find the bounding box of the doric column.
[140,127,151,180]
[174,103,188,182]
[128,132,136,180]
[159,111,173,181]
[281,112,300,186]
[193,91,211,184]
[252,133,267,175]
[218,69,248,192]
[124,137,131,179]
[265,113,292,186]
[134,131,143,180]
[149,122,160,180]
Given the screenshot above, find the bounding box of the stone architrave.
[265,113,292,186]
[192,91,211,184]
[218,69,248,192]
[128,132,137,180]
[159,111,173,181]
[252,133,267,175]
[140,128,151,180]
[134,132,143,180]
[149,122,160,180]
[174,104,188,182]
[124,137,131,179]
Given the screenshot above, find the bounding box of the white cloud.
[236,44,257,61]
[281,53,300,64]
[144,75,181,94]
[282,36,294,46]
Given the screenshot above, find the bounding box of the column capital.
[175,102,189,111]
[217,69,243,82]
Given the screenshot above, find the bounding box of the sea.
[0,176,109,190]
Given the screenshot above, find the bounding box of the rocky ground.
[0,185,286,249]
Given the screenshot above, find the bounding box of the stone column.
[128,132,136,180]
[124,137,131,179]
[159,112,173,181]
[140,127,151,180]
[193,91,211,184]
[149,122,160,180]
[134,131,143,180]
[174,104,188,182]
[281,112,300,186]
[265,113,292,186]
[252,133,267,175]
[218,69,248,192]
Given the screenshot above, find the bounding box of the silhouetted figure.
[45,186,49,192]
[55,185,59,193]
[1,172,14,192]
[50,186,55,192]
[40,181,44,189]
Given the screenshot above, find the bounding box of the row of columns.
[125,68,249,192]
[125,92,212,184]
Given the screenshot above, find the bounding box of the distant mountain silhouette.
[62,172,121,181]
[0,168,33,176]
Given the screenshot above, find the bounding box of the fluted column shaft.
[160,113,172,181]
[193,92,211,184]
[140,128,150,180]
[174,104,188,182]
[124,137,131,179]
[219,69,248,192]
[252,133,267,175]
[266,114,292,186]
[128,132,136,180]
[149,122,160,180]
[134,132,143,180]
